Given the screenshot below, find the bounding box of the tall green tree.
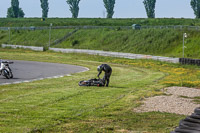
[7,7,15,18]
[40,0,49,18]
[66,0,81,18]
[7,0,25,18]
[191,0,200,18]
[11,0,19,18]
[18,8,25,18]
[143,0,156,18]
[103,0,115,18]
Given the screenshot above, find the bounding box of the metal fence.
[141,25,200,30]
[1,25,200,31]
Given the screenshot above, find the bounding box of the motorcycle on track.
[0,60,13,79]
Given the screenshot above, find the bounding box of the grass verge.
[55,28,200,58]
[0,29,74,47]
[1,48,199,132]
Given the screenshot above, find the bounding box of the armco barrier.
[49,48,179,63]
[1,44,180,64]
[1,44,44,51]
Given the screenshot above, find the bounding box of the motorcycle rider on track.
[0,59,5,73]
[0,59,13,79]
[97,64,112,87]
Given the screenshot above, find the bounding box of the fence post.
[8,27,11,43]
[49,23,53,48]
[183,33,187,58]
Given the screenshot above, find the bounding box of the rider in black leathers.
[97,64,112,87]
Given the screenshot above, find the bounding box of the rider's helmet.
[97,65,102,72]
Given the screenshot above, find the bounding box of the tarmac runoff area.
[0,60,89,85]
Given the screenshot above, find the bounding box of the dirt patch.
[133,87,200,115]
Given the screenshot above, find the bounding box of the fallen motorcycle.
[79,78,105,87]
[0,60,13,79]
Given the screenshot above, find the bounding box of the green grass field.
[1,48,200,132]
[0,29,74,47]
[55,28,185,57]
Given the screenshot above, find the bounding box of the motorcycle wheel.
[3,70,10,79]
[79,81,90,86]
[8,68,13,78]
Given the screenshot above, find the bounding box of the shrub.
[71,40,79,46]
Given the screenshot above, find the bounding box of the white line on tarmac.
[0,67,90,86]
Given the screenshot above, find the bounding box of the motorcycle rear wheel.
[3,70,10,79]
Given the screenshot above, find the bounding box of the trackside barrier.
[49,48,179,64]
[179,58,200,66]
[171,107,200,133]
[1,44,181,64]
[1,44,44,51]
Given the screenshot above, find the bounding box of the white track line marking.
[0,68,89,86]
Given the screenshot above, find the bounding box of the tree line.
[6,0,200,19]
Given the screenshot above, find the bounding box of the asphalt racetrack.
[0,60,88,85]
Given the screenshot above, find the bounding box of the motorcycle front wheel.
[8,68,13,78]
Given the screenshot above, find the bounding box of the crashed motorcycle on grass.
[0,60,13,79]
[79,78,105,87]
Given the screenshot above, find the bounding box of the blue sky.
[0,0,195,18]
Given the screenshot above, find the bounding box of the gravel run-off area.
[133,87,200,115]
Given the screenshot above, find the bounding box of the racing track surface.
[0,60,88,85]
